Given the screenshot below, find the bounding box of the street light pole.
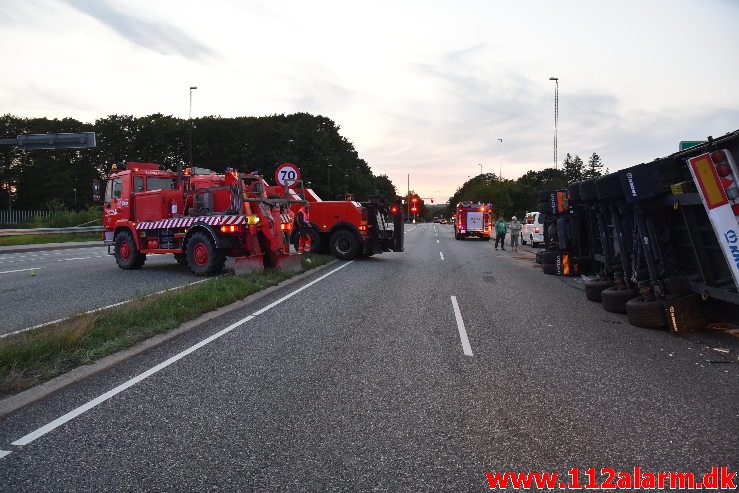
[497,138,503,180]
[188,86,198,172]
[549,77,558,170]
[327,164,332,198]
[478,163,483,175]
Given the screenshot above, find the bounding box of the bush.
[28,203,101,228]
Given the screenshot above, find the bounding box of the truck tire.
[538,190,552,202]
[115,230,146,270]
[579,179,597,202]
[568,182,582,201]
[584,279,615,302]
[292,228,320,253]
[540,251,557,265]
[173,253,188,265]
[625,297,667,329]
[537,201,550,214]
[542,263,557,275]
[186,231,226,276]
[601,287,639,314]
[521,233,526,245]
[329,230,360,260]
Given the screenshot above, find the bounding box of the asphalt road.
[0,244,230,336]
[0,224,736,491]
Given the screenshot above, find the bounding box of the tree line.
[447,152,605,220]
[0,113,397,212]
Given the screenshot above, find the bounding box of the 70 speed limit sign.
[275,162,301,188]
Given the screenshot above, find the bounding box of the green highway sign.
[679,140,706,151]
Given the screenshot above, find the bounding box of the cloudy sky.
[1,0,738,202]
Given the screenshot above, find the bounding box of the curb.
[0,241,103,255]
[0,259,339,419]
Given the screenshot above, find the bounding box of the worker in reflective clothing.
[296,204,313,253]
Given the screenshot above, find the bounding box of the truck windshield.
[147,177,176,191]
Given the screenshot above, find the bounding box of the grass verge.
[0,254,334,398]
[0,232,101,246]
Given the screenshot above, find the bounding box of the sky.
[1,0,738,203]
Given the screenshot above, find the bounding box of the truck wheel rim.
[336,237,351,254]
[194,243,208,266]
[120,241,131,260]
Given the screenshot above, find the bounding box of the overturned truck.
[538,129,739,333]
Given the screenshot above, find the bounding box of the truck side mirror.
[92,179,102,202]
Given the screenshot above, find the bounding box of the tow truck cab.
[454,201,493,240]
[267,184,404,260]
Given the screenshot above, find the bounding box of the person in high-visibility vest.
[296,205,313,253]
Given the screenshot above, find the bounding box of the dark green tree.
[584,152,605,179]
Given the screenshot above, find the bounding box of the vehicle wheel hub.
[194,243,208,266]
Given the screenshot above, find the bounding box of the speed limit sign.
[275,162,301,188]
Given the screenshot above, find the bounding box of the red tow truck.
[454,201,493,240]
[264,183,405,260]
[100,162,305,275]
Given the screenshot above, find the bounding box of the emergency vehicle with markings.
[454,201,493,240]
[100,162,306,276]
[262,163,405,260]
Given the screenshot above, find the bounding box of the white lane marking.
[11,261,354,446]
[0,267,40,275]
[451,296,473,357]
[439,252,444,260]
[2,278,212,340]
[56,255,107,262]
[436,239,439,244]
[0,450,11,459]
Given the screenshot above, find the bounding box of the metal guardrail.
[0,226,104,237]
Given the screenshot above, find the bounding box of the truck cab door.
[103,175,132,232]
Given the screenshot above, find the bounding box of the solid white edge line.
[11,261,354,446]
[0,267,40,275]
[451,296,473,357]
[0,450,11,459]
[436,239,439,243]
[1,278,213,339]
[439,251,444,260]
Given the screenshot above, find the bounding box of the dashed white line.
[451,296,473,356]
[0,450,11,459]
[436,239,439,244]
[10,260,354,447]
[439,252,444,260]
[0,267,40,275]
[57,255,107,262]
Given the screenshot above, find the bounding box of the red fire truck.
[100,162,305,275]
[454,201,493,240]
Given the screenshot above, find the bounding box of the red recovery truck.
[260,182,405,260]
[101,162,306,275]
[454,201,493,240]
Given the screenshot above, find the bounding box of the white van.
[521,211,544,246]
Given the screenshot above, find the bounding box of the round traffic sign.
[275,162,301,188]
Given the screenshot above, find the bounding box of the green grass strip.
[0,233,101,246]
[0,254,334,397]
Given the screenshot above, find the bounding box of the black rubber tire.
[330,229,361,260]
[626,297,667,329]
[292,227,321,253]
[542,263,557,275]
[601,287,639,314]
[455,233,460,240]
[173,253,188,265]
[585,279,615,302]
[483,236,491,241]
[520,233,527,245]
[538,201,550,214]
[661,277,692,297]
[538,190,552,202]
[535,251,543,264]
[186,231,226,276]
[540,251,558,265]
[595,173,624,201]
[568,182,582,201]
[114,229,146,270]
[579,179,597,202]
